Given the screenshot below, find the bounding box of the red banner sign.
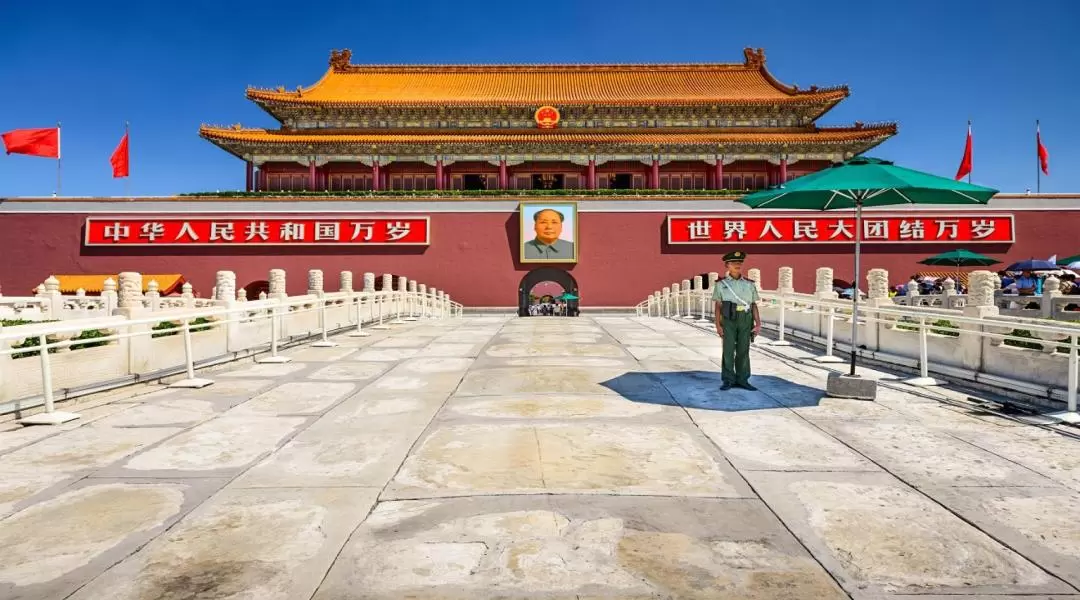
[84,216,430,246]
[667,214,1014,244]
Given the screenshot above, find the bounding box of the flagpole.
[56,121,62,196]
[124,121,130,198]
[1036,120,1041,194]
[967,120,972,184]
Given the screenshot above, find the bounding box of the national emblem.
[534,106,560,129]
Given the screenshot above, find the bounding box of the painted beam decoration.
[667,214,1015,244]
[84,216,430,246]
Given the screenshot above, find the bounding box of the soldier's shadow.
[601,371,823,412]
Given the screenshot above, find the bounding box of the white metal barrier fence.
[637,287,1080,421]
[0,289,462,424]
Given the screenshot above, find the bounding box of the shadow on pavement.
[601,371,823,412]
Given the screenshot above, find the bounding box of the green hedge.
[894,319,959,337]
[151,317,214,338]
[4,321,114,358]
[179,188,744,199]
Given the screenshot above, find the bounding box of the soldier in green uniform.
[712,250,762,390]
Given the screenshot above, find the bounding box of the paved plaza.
[1,315,1080,599]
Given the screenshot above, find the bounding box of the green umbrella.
[559,293,579,301]
[1057,254,1080,266]
[919,249,1000,268]
[740,156,998,376]
[919,249,1000,286]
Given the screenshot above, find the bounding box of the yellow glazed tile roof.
[245,48,848,107]
[200,125,896,146]
[52,275,186,295]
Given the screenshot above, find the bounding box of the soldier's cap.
[723,250,746,263]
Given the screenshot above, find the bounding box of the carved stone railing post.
[671,282,681,317]
[746,268,762,292]
[942,277,956,296]
[867,268,889,304]
[237,288,247,302]
[102,278,118,314]
[180,282,195,309]
[778,267,794,295]
[118,272,144,310]
[680,279,692,317]
[145,280,162,311]
[363,272,375,292]
[662,286,671,317]
[1038,274,1061,320]
[815,267,837,299]
[308,269,324,297]
[958,271,1000,371]
[215,271,236,303]
[269,269,287,299]
[906,279,920,301]
[41,275,63,316]
[407,280,418,320]
[340,270,353,293]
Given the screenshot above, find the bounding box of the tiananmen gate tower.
[2,47,1077,311]
[199,48,896,193]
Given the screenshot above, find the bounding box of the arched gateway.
[519,268,578,316]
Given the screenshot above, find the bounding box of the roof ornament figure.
[743,47,766,69]
[329,48,352,70]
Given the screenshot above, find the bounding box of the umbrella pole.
[850,197,863,377]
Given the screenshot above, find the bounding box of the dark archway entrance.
[242,280,270,299]
[518,267,578,317]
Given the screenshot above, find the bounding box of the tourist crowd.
[528,301,576,316]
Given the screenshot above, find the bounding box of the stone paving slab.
[814,418,1058,488]
[923,485,1080,589]
[68,487,378,600]
[3,315,1080,598]
[744,470,1074,597]
[386,422,752,499]
[445,393,670,421]
[313,495,847,600]
[692,410,880,472]
[0,477,224,600]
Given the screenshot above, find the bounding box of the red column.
[372,160,380,191]
[257,169,265,192]
[308,160,317,191]
[499,159,508,190]
[245,161,254,192]
[714,160,723,190]
[435,158,444,190]
[651,159,660,189]
[587,159,596,190]
[779,156,788,185]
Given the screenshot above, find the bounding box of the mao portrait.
[520,202,578,263]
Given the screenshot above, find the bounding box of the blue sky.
[1,0,1076,196]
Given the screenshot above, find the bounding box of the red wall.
[1,209,1077,307]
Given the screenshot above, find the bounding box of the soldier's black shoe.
[737,381,757,391]
[720,381,733,391]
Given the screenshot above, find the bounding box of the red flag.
[954,122,972,180]
[1,127,59,158]
[110,131,129,178]
[1037,125,1049,176]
